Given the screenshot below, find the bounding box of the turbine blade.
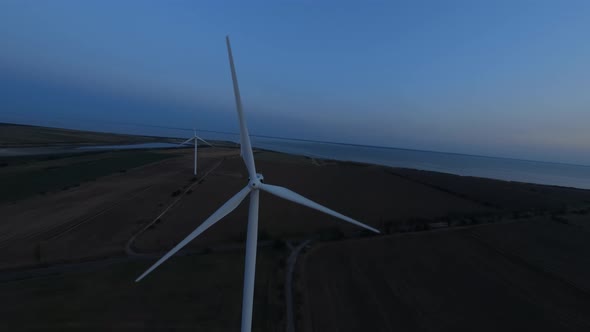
[196,136,213,147]
[259,183,380,234]
[179,137,195,146]
[226,36,257,179]
[135,186,252,282]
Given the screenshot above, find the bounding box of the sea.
[249,137,590,190]
[2,139,590,190]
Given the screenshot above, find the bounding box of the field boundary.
[384,169,500,209]
[468,229,590,298]
[125,158,225,257]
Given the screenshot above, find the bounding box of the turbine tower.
[136,36,380,332]
[179,129,212,175]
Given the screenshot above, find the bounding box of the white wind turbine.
[179,129,212,175]
[136,36,380,332]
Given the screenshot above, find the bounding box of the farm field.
[392,167,590,212]
[0,147,225,269]
[0,249,283,331]
[0,122,169,147]
[3,144,590,270]
[470,217,590,293]
[0,144,504,270]
[302,220,590,332]
[133,152,493,253]
[0,150,176,203]
[1,138,590,331]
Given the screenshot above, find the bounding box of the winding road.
[285,239,312,332]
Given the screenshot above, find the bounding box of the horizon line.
[2,120,589,169]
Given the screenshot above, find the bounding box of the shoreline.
[1,120,589,189]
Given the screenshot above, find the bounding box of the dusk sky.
[1,1,590,164]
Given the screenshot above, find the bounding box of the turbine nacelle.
[248,174,264,189]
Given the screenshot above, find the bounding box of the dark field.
[133,151,492,254]
[470,217,590,293]
[0,122,168,147]
[303,219,590,332]
[1,140,590,331]
[0,249,283,331]
[391,167,590,212]
[0,150,175,203]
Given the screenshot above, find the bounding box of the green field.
[0,151,174,203]
[0,123,170,147]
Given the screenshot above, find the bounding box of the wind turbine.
[135,36,380,332]
[179,129,212,175]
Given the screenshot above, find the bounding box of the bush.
[359,229,377,237]
[171,189,182,197]
[272,240,286,250]
[551,215,569,224]
[383,221,393,234]
[259,230,272,241]
[35,243,41,262]
[233,232,246,242]
[278,259,286,269]
[318,227,344,241]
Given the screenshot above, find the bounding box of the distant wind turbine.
[135,36,380,332]
[179,129,212,175]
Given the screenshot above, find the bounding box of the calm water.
[250,137,590,190]
[2,139,590,189]
[78,142,179,150]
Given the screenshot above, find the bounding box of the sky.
[1,0,589,165]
